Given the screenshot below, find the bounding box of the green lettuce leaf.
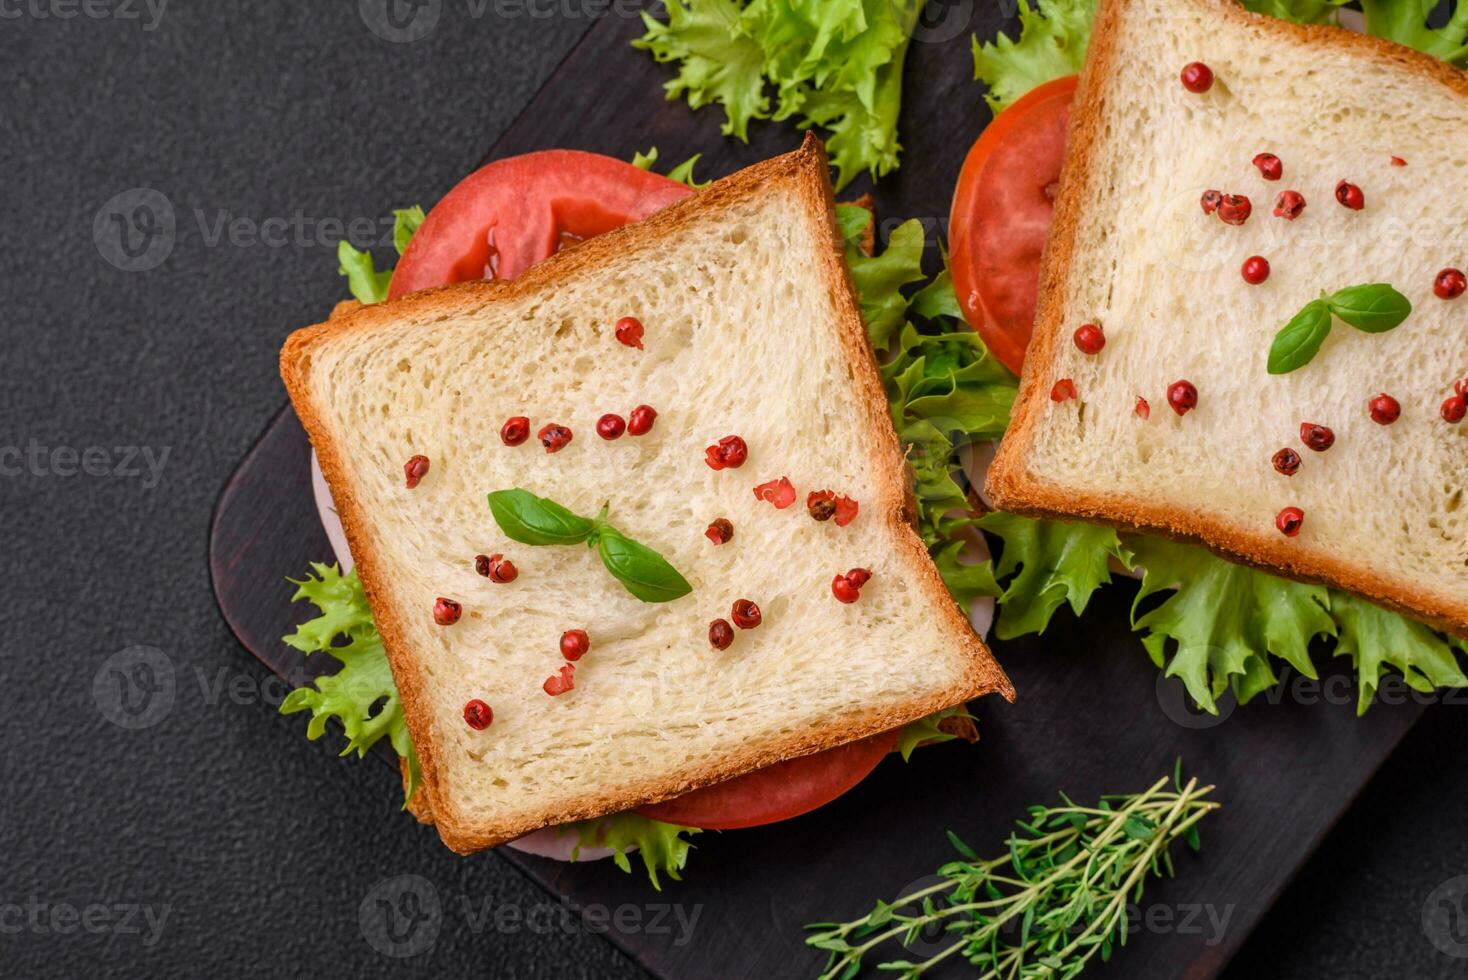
[635,0,916,188]
[1127,537,1334,713]
[977,512,1131,639]
[336,206,426,305]
[631,146,710,188]
[895,705,978,762]
[1330,591,1468,714]
[280,564,421,805]
[971,0,1094,112]
[572,813,700,890]
[1360,0,1468,66]
[846,217,927,350]
[1240,0,1347,24]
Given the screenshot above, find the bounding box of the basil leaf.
[1326,283,1411,333]
[487,489,595,546]
[596,529,692,604]
[1267,300,1333,375]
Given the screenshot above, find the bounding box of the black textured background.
[4,2,1466,978]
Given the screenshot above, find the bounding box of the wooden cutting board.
[210,8,1427,978]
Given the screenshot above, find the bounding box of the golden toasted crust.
[283,135,1013,853]
[987,0,1468,637]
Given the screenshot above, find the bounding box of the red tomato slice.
[387,150,693,299]
[390,149,905,831]
[949,75,1078,377]
[634,730,901,830]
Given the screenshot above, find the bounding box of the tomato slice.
[634,730,901,830]
[949,75,1078,377]
[387,150,693,299]
[390,149,906,832]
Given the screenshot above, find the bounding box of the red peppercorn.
[1252,153,1282,181]
[596,413,626,440]
[543,664,575,696]
[1273,190,1306,220]
[1051,378,1077,402]
[1074,323,1106,354]
[1200,189,1222,215]
[1368,393,1400,425]
[704,434,748,470]
[1458,379,1468,397]
[1434,268,1467,300]
[1272,448,1302,476]
[1241,255,1270,285]
[845,568,872,588]
[1167,380,1198,416]
[614,316,645,350]
[708,619,734,650]
[475,553,518,583]
[627,405,657,436]
[433,597,462,626]
[1180,62,1213,93]
[1442,395,1468,424]
[753,476,797,509]
[560,629,590,662]
[463,699,493,730]
[731,599,762,630]
[1299,423,1335,452]
[501,417,530,447]
[1276,506,1305,538]
[538,424,573,453]
[1390,156,1407,166]
[705,518,734,545]
[831,574,860,604]
[1135,396,1151,420]
[808,492,836,522]
[404,454,430,489]
[1217,194,1252,225]
[1335,180,1364,210]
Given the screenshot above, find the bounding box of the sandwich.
[278,137,1012,871]
[955,0,1468,711]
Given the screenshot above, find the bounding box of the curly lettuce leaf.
[977,512,1131,639]
[1330,591,1468,714]
[845,216,927,350]
[337,207,425,305]
[1240,0,1347,24]
[1360,0,1468,66]
[895,705,979,762]
[635,0,915,188]
[972,0,1093,112]
[1127,537,1335,713]
[572,813,700,890]
[630,146,710,188]
[280,564,421,804]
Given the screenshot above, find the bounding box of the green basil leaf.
[1267,300,1333,375]
[1326,283,1412,333]
[487,489,595,546]
[596,529,692,604]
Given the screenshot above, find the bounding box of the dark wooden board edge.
[209,6,1431,979]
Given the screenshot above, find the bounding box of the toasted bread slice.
[988,0,1468,636]
[283,137,1012,853]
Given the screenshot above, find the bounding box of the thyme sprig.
[805,764,1219,980]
